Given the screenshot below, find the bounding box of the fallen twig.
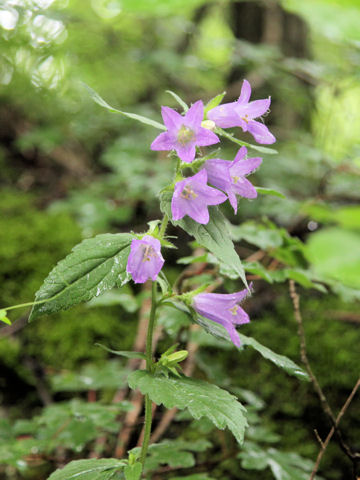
[289,280,360,478]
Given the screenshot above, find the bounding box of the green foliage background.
[0,0,359,478]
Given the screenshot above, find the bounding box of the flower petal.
[247,121,276,144]
[238,79,251,104]
[126,236,164,284]
[196,128,220,147]
[176,143,196,163]
[233,146,247,162]
[196,184,228,206]
[204,158,232,191]
[161,106,183,131]
[230,155,262,176]
[227,190,238,214]
[183,198,210,224]
[171,179,188,220]
[207,102,240,128]
[225,322,242,347]
[231,177,258,199]
[237,98,271,119]
[233,306,250,325]
[184,100,204,130]
[151,132,175,151]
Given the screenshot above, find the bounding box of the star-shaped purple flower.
[171,169,227,225]
[207,79,276,144]
[192,287,251,347]
[126,235,164,284]
[204,146,262,213]
[151,100,220,163]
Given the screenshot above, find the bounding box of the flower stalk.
[139,281,158,468]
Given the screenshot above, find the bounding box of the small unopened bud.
[201,120,216,131]
[0,309,11,325]
[166,350,188,365]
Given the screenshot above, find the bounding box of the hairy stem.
[159,214,169,239]
[140,281,158,468]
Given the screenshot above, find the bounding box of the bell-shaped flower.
[151,101,220,163]
[192,288,251,347]
[207,80,276,144]
[204,146,262,213]
[126,235,164,284]
[171,169,227,225]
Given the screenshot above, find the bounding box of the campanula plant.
[1,81,311,479]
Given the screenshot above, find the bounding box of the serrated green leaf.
[84,84,166,131]
[50,361,130,392]
[124,462,142,480]
[215,128,278,154]
[29,233,133,321]
[160,190,247,287]
[129,439,211,473]
[128,371,247,444]
[255,187,286,199]
[95,344,146,360]
[204,92,226,115]
[239,443,318,480]
[47,459,126,480]
[192,315,309,381]
[229,221,284,250]
[88,291,138,312]
[166,90,189,112]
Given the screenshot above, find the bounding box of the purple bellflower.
[204,146,262,213]
[207,79,276,144]
[171,169,227,225]
[126,235,164,284]
[192,288,251,347]
[151,100,220,163]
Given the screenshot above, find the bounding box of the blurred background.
[0,0,359,479]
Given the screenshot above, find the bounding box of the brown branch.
[310,378,360,480]
[289,280,360,474]
[0,315,27,338]
[327,311,360,325]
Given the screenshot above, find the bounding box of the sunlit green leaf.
[124,462,142,480]
[204,92,226,115]
[128,371,247,444]
[0,309,11,325]
[29,233,133,321]
[255,187,286,199]
[130,439,211,473]
[47,459,126,480]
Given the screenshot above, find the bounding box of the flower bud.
[166,350,188,365]
[201,119,216,131]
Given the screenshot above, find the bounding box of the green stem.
[4,299,49,312]
[159,214,169,239]
[140,281,158,468]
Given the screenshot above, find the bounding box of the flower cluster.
[151,79,273,225]
[126,80,275,345]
